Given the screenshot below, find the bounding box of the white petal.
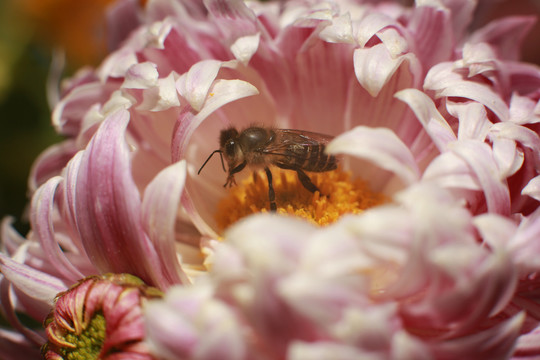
[122,62,159,89]
[354,44,419,97]
[176,60,223,112]
[327,126,420,185]
[319,13,354,44]
[522,176,540,201]
[230,33,260,65]
[395,88,455,151]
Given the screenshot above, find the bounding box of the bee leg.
[295,169,320,193]
[264,167,277,211]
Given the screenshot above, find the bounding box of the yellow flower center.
[215,167,387,230]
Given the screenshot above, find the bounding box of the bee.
[198,126,337,211]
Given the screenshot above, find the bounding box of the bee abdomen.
[287,144,337,172]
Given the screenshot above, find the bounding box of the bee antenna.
[198,150,225,175]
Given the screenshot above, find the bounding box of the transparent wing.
[261,129,334,156]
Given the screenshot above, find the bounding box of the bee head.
[220,127,243,165]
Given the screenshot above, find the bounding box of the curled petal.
[137,72,181,111]
[30,177,85,282]
[172,78,259,160]
[73,109,168,287]
[319,13,354,44]
[425,63,510,121]
[522,176,540,202]
[0,253,66,305]
[142,161,190,285]
[515,325,540,357]
[145,284,247,360]
[231,33,260,65]
[430,312,525,359]
[123,62,159,89]
[449,140,511,215]
[395,88,455,150]
[176,60,223,111]
[28,140,78,193]
[354,44,420,97]
[327,126,420,185]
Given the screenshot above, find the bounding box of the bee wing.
[261,129,334,156]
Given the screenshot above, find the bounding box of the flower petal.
[142,161,190,285]
[395,88,456,151]
[30,176,85,281]
[522,176,540,202]
[73,109,169,287]
[28,139,78,193]
[354,44,420,97]
[327,126,420,185]
[449,140,511,215]
[469,16,536,61]
[176,60,223,112]
[0,252,66,305]
[172,78,259,161]
[424,62,510,121]
[230,33,260,65]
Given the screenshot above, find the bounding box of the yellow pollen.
[216,167,387,231]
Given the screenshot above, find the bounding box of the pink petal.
[447,102,491,141]
[52,81,118,136]
[1,218,26,255]
[395,88,456,151]
[430,312,524,359]
[408,3,453,69]
[491,137,524,179]
[474,213,518,250]
[28,140,78,193]
[30,176,85,281]
[509,93,540,125]
[105,0,141,51]
[439,0,476,42]
[0,253,66,305]
[141,161,190,286]
[205,0,259,40]
[0,329,42,359]
[425,62,510,121]
[327,126,420,185]
[514,324,540,357]
[470,16,536,61]
[424,151,480,190]
[449,140,511,215]
[73,109,169,287]
[508,207,540,271]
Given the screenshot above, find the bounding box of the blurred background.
[0,0,120,233]
[0,0,539,233]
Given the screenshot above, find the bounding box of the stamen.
[216,167,387,231]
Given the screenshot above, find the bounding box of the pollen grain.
[215,167,387,231]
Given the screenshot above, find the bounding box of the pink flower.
[42,273,161,360]
[1,0,540,358]
[144,194,523,358]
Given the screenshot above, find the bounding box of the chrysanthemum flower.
[1,0,540,358]
[42,273,161,360]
